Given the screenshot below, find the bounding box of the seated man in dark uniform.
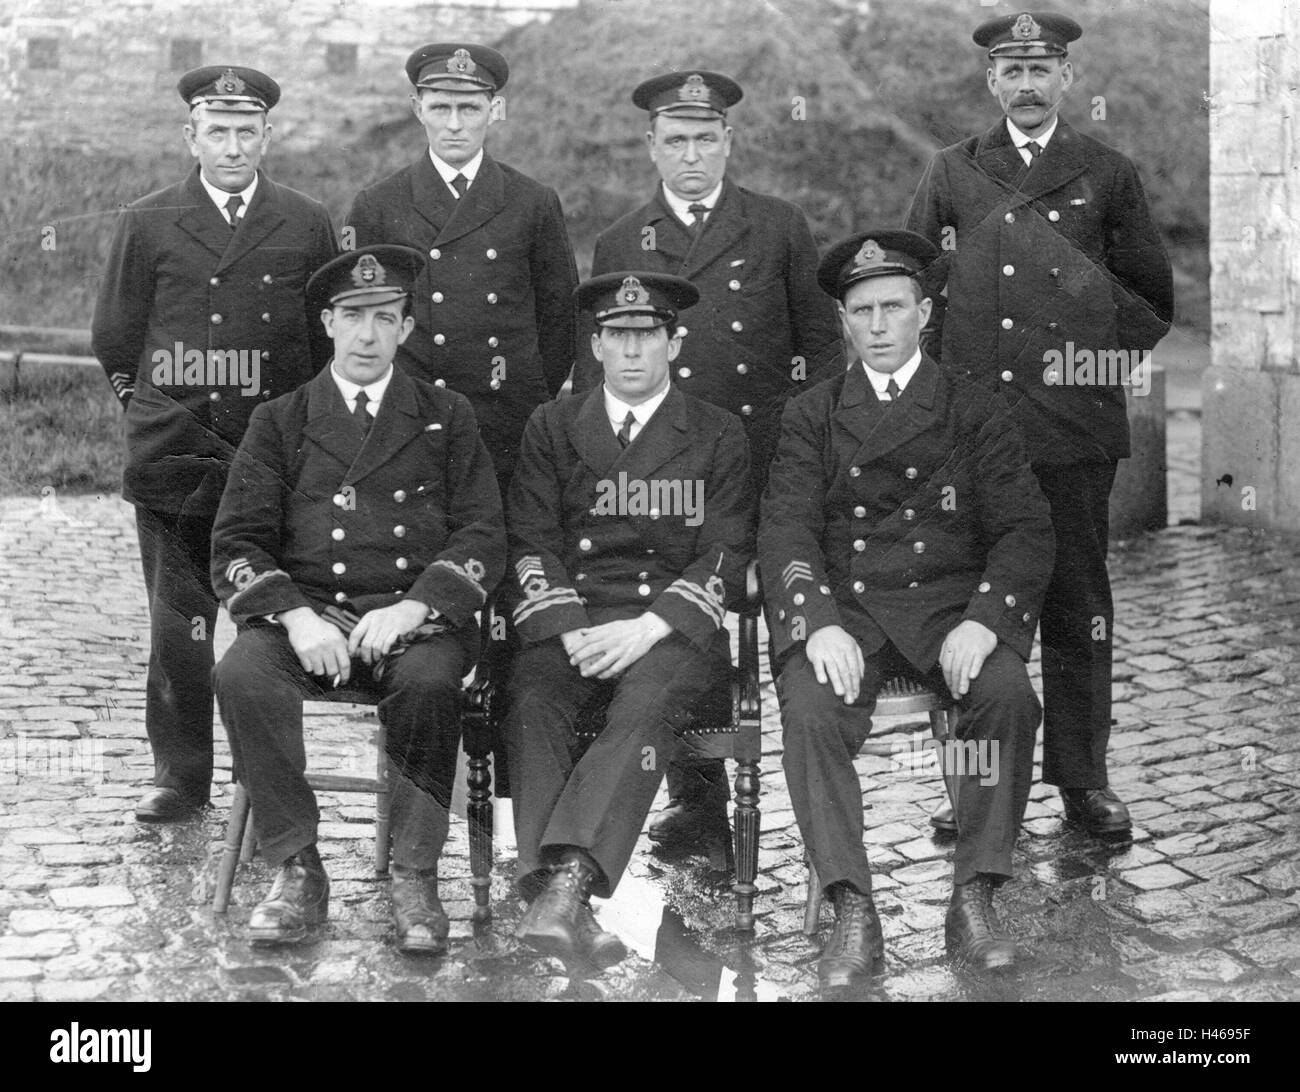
[760,230,1055,987]
[210,245,505,954]
[502,272,755,968]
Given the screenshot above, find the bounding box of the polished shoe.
[248,845,329,946]
[575,903,627,970]
[817,883,885,989]
[648,793,729,850]
[514,850,600,960]
[929,800,958,834]
[945,875,1016,971]
[391,864,450,955]
[1061,786,1132,835]
[134,786,205,823]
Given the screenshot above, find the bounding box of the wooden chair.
[801,676,960,935]
[213,608,500,916]
[464,562,764,932]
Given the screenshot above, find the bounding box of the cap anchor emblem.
[447,48,476,76]
[1012,13,1042,40]
[352,254,387,287]
[855,239,885,268]
[677,74,709,102]
[620,276,651,305]
[216,68,246,95]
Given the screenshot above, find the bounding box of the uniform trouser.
[1033,462,1117,788]
[213,624,466,870]
[502,632,731,898]
[779,641,1039,894]
[135,505,220,802]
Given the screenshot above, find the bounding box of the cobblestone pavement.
[1,414,1297,1003]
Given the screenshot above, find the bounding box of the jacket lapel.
[434,152,505,246]
[680,180,750,280]
[1016,118,1089,199]
[218,172,287,272]
[614,384,692,480]
[973,120,1030,193]
[175,168,236,259]
[344,368,430,484]
[302,367,364,472]
[411,153,454,237]
[835,356,941,467]
[569,386,623,478]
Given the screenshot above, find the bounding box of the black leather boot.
[248,844,328,945]
[817,882,884,989]
[945,874,1017,971]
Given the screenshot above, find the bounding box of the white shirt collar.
[429,148,485,195]
[862,349,922,398]
[330,361,394,414]
[604,381,671,441]
[198,170,258,222]
[661,181,723,229]
[1007,115,1058,153]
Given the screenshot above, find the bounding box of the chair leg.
[732,759,760,932]
[467,750,493,923]
[803,853,822,936]
[374,723,390,876]
[929,707,962,829]
[214,783,251,914]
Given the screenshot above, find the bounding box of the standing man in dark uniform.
[504,272,755,967]
[574,70,842,847]
[91,67,337,822]
[762,231,1055,986]
[211,246,505,952]
[905,12,1174,836]
[345,42,578,497]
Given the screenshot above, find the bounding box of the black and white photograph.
[0,0,1293,1040]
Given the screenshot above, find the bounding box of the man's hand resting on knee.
[561,613,673,680]
[938,619,997,699]
[806,625,865,705]
[280,606,353,685]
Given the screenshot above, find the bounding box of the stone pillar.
[1110,366,1167,538]
[1203,0,1300,530]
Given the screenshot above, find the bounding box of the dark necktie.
[616,410,636,448]
[1023,140,1042,163]
[353,389,372,436]
[688,203,708,236]
[224,194,243,229]
[451,173,469,199]
[880,378,901,406]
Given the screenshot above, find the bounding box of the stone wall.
[1203,0,1300,531]
[1,0,577,152]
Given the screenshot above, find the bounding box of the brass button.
[332,528,345,541]
[793,592,805,606]
[849,466,861,478]
[736,363,748,374]
[395,557,408,571]
[209,276,219,287]
[210,313,222,324]
[486,248,497,259]
[740,404,752,416]
[393,490,407,502]
[1004,212,1015,224]
[486,293,498,304]
[677,326,688,338]
[334,591,347,603]
[908,581,919,589]
[853,506,867,518]
[978,582,991,593]
[393,525,406,538]
[1048,210,1060,222]
[819,585,830,595]
[333,493,347,508]
[731,320,743,333]
[1023,612,1032,623]
[332,562,346,575]
[777,609,786,622]
[434,333,446,346]
[434,379,446,388]
[429,248,441,259]
[209,391,221,401]
[262,274,272,285]
[854,539,865,552]
[1002,264,1014,276]
[905,467,918,480]
[913,541,925,554]
[488,337,499,347]
[1001,317,1013,330]
[903,509,915,521]
[638,583,651,597]
[579,537,592,551]
[853,580,865,594]
[678,367,692,379]
[575,573,585,581]
[638,572,649,580]
[490,378,501,390]
[261,312,271,323]
[1001,370,1014,382]
[729,279,741,291]
[1005,594,1016,607]
[649,507,661,519]
[432,292,444,303]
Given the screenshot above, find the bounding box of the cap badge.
[216,68,246,95]
[447,48,476,76]
[620,276,651,306]
[1012,13,1042,40]
[677,74,709,103]
[855,239,886,268]
[351,254,387,287]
